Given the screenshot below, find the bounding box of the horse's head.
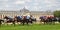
[4,16,9,19]
[40,16,43,19]
[14,16,17,18]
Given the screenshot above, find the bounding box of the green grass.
[0,24,60,30]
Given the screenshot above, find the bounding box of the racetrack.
[0,24,60,30]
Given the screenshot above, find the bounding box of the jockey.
[31,16,35,19]
[40,16,44,19]
[26,15,30,20]
[43,16,47,20]
[6,16,12,19]
[17,16,22,20]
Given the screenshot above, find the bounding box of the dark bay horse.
[14,16,23,24]
[4,16,15,25]
[3,15,36,25]
[15,15,36,25]
[39,16,57,24]
[40,16,48,24]
[14,16,29,25]
[22,16,36,25]
[0,19,4,26]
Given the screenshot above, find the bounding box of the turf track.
[0,24,60,30]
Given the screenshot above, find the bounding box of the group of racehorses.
[0,15,36,26]
[40,16,60,24]
[0,15,60,26]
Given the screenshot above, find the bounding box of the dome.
[20,7,30,13]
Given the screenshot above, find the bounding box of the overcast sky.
[0,0,60,11]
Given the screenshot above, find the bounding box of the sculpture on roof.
[20,7,30,13]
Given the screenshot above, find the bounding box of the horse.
[15,15,36,25]
[39,16,58,24]
[14,16,29,25]
[25,15,36,25]
[29,16,36,24]
[58,17,60,23]
[0,19,4,26]
[39,16,48,24]
[14,16,23,24]
[22,16,29,25]
[4,16,15,25]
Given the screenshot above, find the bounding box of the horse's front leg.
[22,20,25,25]
[12,21,15,26]
[0,21,2,26]
[26,20,29,25]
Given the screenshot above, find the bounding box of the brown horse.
[0,19,4,26]
[4,16,15,26]
[15,15,35,25]
[40,16,58,24]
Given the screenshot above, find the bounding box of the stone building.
[0,8,53,20]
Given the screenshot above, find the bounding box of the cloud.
[25,6,30,9]
[33,3,39,6]
[0,0,8,1]
[0,0,60,11]
[44,0,56,3]
[25,0,32,2]
[15,0,25,4]
[5,4,9,8]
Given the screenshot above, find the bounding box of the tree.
[54,11,60,17]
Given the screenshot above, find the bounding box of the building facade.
[0,8,53,20]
